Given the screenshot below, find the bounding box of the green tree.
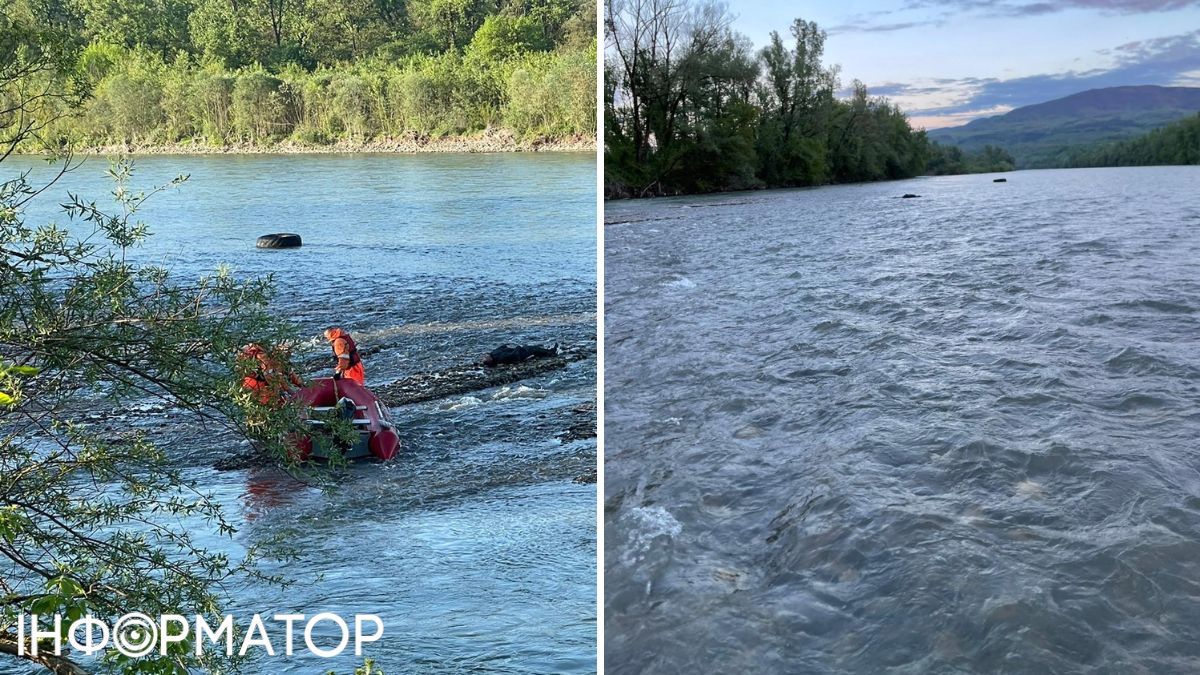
[70,0,195,58]
[502,0,584,45]
[231,67,289,141]
[86,52,167,144]
[410,0,489,51]
[606,3,935,197]
[1062,113,1200,168]
[754,19,837,186]
[188,0,263,67]
[11,0,597,150]
[2,13,301,673]
[304,0,394,63]
[504,44,595,137]
[468,13,545,62]
[924,140,1014,175]
[605,0,759,196]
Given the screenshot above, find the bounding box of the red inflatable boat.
[290,377,400,461]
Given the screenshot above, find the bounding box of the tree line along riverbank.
[1059,113,1200,168]
[4,0,596,152]
[604,2,1013,198]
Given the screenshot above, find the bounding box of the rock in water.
[994,178,1007,183]
[902,193,921,199]
[256,233,302,249]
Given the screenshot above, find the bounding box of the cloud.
[858,82,953,97]
[828,0,1197,35]
[908,0,1199,15]
[878,28,1200,126]
[910,105,1017,129]
[827,20,943,34]
[824,7,946,34]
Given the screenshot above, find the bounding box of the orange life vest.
[332,333,361,369]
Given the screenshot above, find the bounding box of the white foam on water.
[443,396,482,410]
[620,506,684,567]
[491,385,547,400]
[1015,480,1046,499]
[666,276,697,289]
[631,505,683,536]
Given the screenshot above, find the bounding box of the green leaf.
[30,595,58,615]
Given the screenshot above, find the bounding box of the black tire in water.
[256,233,302,249]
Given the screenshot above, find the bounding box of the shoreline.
[39,132,596,156]
[602,168,1023,204]
[603,163,1196,203]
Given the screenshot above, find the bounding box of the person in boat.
[324,327,366,385]
[239,343,303,406]
[481,343,560,367]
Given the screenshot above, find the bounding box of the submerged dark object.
[902,193,920,199]
[483,343,559,367]
[256,233,302,249]
[374,348,590,407]
[291,377,399,461]
[994,178,1008,183]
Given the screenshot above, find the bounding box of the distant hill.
[927,85,1200,168]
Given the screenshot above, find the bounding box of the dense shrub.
[34,45,595,146]
[505,46,595,137]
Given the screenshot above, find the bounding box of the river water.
[604,167,1200,673]
[10,153,597,673]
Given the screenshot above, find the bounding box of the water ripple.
[605,167,1200,673]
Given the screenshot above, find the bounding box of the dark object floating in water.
[376,348,591,407]
[256,233,302,249]
[994,178,1008,183]
[902,193,920,199]
[483,343,559,367]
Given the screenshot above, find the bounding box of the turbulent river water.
[11,153,597,673]
[604,167,1200,673]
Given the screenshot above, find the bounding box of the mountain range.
[926,85,1200,168]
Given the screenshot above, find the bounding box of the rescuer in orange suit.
[324,327,366,385]
[240,343,303,406]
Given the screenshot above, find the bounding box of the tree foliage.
[1061,113,1200,168]
[1,11,318,674]
[6,0,596,147]
[924,142,1015,175]
[22,0,590,68]
[604,2,940,197]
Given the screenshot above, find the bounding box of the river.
[604,167,1200,673]
[10,153,597,673]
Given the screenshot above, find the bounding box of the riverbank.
[602,168,1017,204]
[48,131,595,156]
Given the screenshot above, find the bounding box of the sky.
[723,0,1200,128]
